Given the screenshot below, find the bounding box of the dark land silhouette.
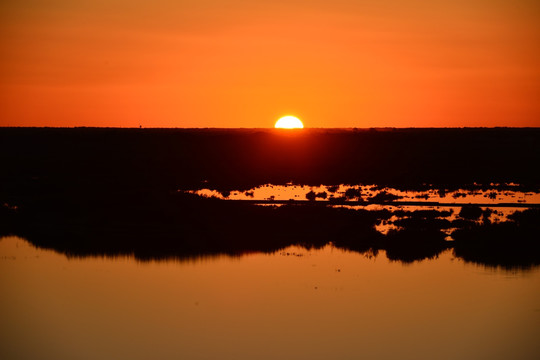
[1,127,539,269]
[1,127,539,193]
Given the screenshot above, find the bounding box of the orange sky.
[1,0,539,128]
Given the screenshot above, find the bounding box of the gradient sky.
[1,0,539,128]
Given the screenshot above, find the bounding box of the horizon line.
[2,126,540,130]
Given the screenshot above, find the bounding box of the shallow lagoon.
[1,236,539,360]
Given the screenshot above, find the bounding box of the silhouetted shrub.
[369,191,401,202]
[315,191,327,199]
[459,205,483,220]
[344,188,362,200]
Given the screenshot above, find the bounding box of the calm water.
[1,236,539,360]
[188,184,540,205]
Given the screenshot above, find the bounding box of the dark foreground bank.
[1,127,539,193]
[1,127,539,268]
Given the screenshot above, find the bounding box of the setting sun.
[275,116,304,129]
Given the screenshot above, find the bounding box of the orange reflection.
[187,184,540,204]
[1,236,539,359]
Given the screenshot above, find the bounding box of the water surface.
[1,236,538,360]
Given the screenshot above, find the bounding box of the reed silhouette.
[2,188,539,269]
[1,128,539,269]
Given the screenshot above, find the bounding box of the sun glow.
[275,116,304,129]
